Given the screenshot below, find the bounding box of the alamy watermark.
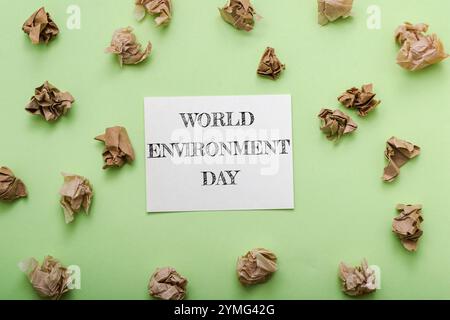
[66,5,81,30]
[366,5,381,30]
[67,265,81,290]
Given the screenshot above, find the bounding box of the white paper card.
[144,95,294,212]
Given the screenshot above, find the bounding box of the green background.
[0,0,449,300]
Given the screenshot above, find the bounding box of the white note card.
[144,95,294,212]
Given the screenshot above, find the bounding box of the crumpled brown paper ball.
[383,137,420,182]
[395,22,448,71]
[339,259,376,296]
[25,81,75,122]
[95,126,136,169]
[0,167,27,202]
[19,256,70,300]
[392,204,423,252]
[135,0,172,26]
[257,47,286,80]
[22,7,59,45]
[148,267,188,300]
[105,27,152,66]
[318,108,357,141]
[338,84,380,117]
[59,173,93,224]
[317,0,353,26]
[236,248,278,285]
[219,0,259,32]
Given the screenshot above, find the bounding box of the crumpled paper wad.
[134,0,172,26]
[318,0,353,26]
[392,204,423,252]
[395,22,448,71]
[318,108,357,141]
[95,126,135,169]
[59,173,93,224]
[0,167,27,202]
[19,256,71,300]
[219,0,260,32]
[236,248,278,285]
[25,81,75,122]
[148,267,188,300]
[22,7,59,44]
[338,84,381,117]
[257,47,286,80]
[339,259,376,296]
[383,137,420,182]
[105,27,152,66]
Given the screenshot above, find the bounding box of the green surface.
[0,0,449,300]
